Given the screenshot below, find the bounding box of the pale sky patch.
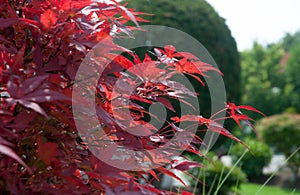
[206,0,300,51]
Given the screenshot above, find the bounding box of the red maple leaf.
[40,10,58,29]
[5,75,70,117]
[37,135,58,165]
[0,141,31,173]
[226,102,265,129]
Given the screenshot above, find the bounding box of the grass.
[187,145,300,195]
[238,183,300,195]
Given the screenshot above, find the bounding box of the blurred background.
[122,0,300,194]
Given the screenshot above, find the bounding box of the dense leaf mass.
[0,0,258,194]
[241,32,300,118]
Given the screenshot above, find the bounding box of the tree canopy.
[241,32,300,118]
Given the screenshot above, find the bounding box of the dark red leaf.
[161,80,197,97]
[156,97,175,112]
[6,80,18,98]
[156,167,188,188]
[148,170,160,182]
[0,125,17,138]
[17,100,48,118]
[12,45,25,72]
[23,89,71,102]
[172,160,204,171]
[0,136,14,147]
[0,143,31,173]
[20,75,49,96]
[0,35,10,45]
[33,44,43,69]
[37,135,58,165]
[206,122,249,149]
[130,95,153,104]
[0,18,18,30]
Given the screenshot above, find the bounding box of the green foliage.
[231,137,273,179]
[241,32,300,118]
[285,44,300,107]
[256,113,300,172]
[239,183,300,195]
[188,153,247,195]
[123,0,241,116]
[241,42,287,118]
[282,31,300,51]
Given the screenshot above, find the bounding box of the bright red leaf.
[40,10,58,29]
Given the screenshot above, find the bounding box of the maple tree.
[0,0,262,194]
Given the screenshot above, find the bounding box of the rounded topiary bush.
[256,113,300,180]
[188,152,247,195]
[122,0,241,117]
[231,137,273,179]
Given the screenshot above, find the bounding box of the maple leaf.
[171,114,212,125]
[172,114,249,148]
[163,45,177,58]
[205,121,249,149]
[5,75,70,117]
[37,135,58,165]
[40,10,58,29]
[153,45,223,86]
[128,58,166,81]
[172,160,204,171]
[226,102,265,129]
[156,97,175,112]
[118,4,140,27]
[156,167,188,188]
[0,18,19,30]
[0,142,31,173]
[154,45,178,64]
[177,59,222,76]
[112,54,134,69]
[148,170,160,181]
[226,102,265,116]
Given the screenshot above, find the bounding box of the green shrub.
[188,153,247,195]
[231,137,273,179]
[256,113,300,180]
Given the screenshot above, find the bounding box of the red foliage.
[0,0,261,194]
